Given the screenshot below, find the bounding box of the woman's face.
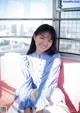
[33,32,53,55]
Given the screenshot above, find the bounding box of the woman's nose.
[42,39,48,46]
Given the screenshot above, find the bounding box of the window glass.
[60,39,80,55]
[0,0,53,54]
[62,0,80,8]
[0,37,30,54]
[59,0,80,55]
[0,20,52,54]
[60,20,80,39]
[0,20,52,36]
[0,0,52,18]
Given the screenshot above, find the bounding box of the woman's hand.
[29,88,38,101]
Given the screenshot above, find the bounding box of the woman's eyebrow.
[40,33,52,40]
[40,34,46,38]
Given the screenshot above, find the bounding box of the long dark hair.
[27,24,58,55]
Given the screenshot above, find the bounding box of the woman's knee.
[24,107,32,113]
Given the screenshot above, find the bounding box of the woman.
[15,24,61,113]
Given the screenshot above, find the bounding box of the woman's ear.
[33,34,36,41]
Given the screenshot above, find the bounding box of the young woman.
[15,24,61,113]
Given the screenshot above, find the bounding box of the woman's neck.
[35,51,43,55]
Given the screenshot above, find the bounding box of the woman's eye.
[48,40,53,42]
[40,36,44,39]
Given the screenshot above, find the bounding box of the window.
[57,0,80,55]
[0,0,80,56]
[0,0,53,55]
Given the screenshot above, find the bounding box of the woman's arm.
[15,56,36,100]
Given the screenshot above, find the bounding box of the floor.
[0,80,15,112]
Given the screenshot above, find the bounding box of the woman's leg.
[36,108,44,113]
[24,107,32,113]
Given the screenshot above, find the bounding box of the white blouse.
[15,52,61,110]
